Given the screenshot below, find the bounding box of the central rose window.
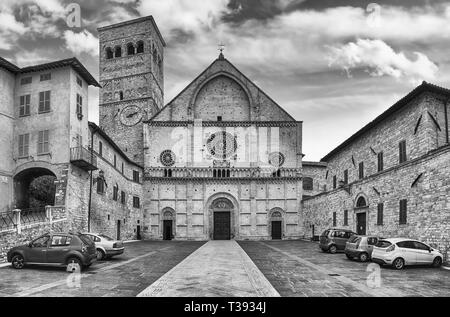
[206,131,237,160]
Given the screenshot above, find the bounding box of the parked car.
[82,233,124,260]
[345,235,380,262]
[372,238,443,270]
[320,228,356,254]
[7,232,96,271]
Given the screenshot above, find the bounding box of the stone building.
[303,82,450,258]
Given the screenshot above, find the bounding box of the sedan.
[83,233,125,261]
[372,238,443,270]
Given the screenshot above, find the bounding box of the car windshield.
[348,236,360,243]
[376,240,392,248]
[79,234,94,245]
[99,234,115,241]
[321,230,330,237]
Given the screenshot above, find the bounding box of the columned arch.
[205,193,239,240]
[268,208,285,240]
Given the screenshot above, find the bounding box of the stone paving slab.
[239,240,450,297]
[0,241,204,297]
[138,240,280,297]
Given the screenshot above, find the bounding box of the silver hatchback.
[345,235,380,262]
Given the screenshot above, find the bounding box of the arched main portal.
[211,198,233,240]
[13,168,57,210]
[354,194,369,236]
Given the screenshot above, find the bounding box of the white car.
[83,233,125,261]
[372,238,443,270]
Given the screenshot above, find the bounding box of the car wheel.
[96,249,105,261]
[67,257,82,273]
[432,257,442,268]
[11,254,25,269]
[393,258,405,270]
[329,245,337,254]
[359,252,369,262]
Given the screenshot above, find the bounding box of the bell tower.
[98,16,165,165]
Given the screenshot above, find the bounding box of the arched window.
[127,43,135,56]
[356,196,368,208]
[303,177,314,191]
[106,47,113,59]
[137,41,144,54]
[153,48,157,64]
[115,46,122,58]
[272,170,281,178]
[119,91,124,101]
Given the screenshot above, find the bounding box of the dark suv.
[320,228,356,254]
[7,233,97,271]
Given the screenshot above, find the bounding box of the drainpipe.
[445,98,449,144]
[87,125,98,232]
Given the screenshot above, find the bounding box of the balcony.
[144,167,301,180]
[70,147,98,171]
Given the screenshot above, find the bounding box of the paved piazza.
[0,240,449,297]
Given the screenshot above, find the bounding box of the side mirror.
[429,248,433,253]
[28,243,33,248]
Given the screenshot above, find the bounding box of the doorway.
[356,213,367,235]
[213,212,231,240]
[136,225,141,240]
[163,220,173,241]
[271,221,282,240]
[117,220,121,240]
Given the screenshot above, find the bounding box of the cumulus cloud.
[63,30,99,56]
[327,39,439,84]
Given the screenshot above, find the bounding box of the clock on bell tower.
[98,16,165,165]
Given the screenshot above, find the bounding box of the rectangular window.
[378,152,384,172]
[76,94,83,119]
[399,141,407,164]
[121,191,126,204]
[217,116,223,122]
[133,196,140,209]
[133,170,140,183]
[39,91,51,113]
[40,73,51,81]
[19,95,31,117]
[21,77,32,85]
[18,134,30,157]
[113,186,118,201]
[99,141,103,157]
[96,178,105,194]
[344,210,348,226]
[333,175,337,189]
[343,170,348,185]
[121,163,124,174]
[37,130,50,154]
[359,162,364,179]
[114,155,117,168]
[77,77,83,87]
[333,212,337,227]
[399,199,407,225]
[377,203,384,226]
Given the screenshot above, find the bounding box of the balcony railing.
[70,147,98,171]
[145,167,301,180]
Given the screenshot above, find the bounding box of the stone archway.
[161,208,176,240]
[205,193,239,240]
[13,167,57,210]
[268,208,285,240]
[354,193,369,235]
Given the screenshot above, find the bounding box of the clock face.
[120,105,143,127]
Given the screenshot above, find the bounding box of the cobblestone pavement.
[238,240,450,297]
[139,241,280,297]
[0,241,205,297]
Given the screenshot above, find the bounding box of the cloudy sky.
[1,0,450,161]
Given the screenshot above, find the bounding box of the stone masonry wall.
[303,146,450,261]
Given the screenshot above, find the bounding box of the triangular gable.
[148,56,297,122]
